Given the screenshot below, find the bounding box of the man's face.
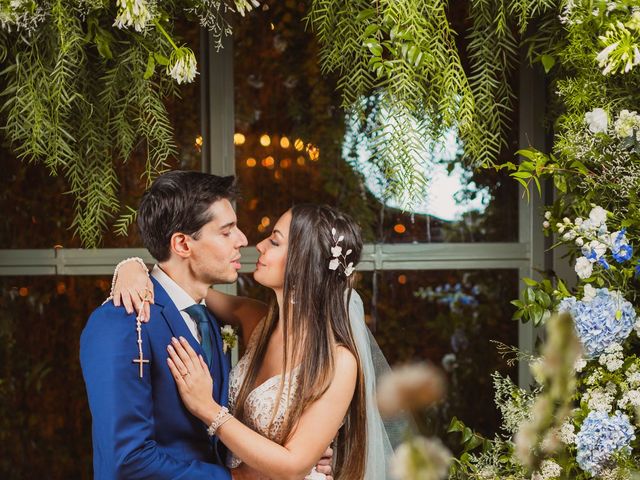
[187,199,248,285]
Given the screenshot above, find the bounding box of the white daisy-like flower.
[331,245,342,257]
[328,258,340,270]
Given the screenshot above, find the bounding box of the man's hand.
[315,446,333,480]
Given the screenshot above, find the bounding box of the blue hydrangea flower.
[576,410,635,476]
[558,288,636,358]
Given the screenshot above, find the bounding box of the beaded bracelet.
[102,257,149,304]
[206,406,233,437]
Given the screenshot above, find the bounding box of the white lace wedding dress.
[227,331,326,480]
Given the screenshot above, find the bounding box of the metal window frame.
[0,33,548,387]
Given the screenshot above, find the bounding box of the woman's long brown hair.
[234,204,367,479]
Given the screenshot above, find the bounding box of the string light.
[296,156,305,166]
[280,158,291,169]
[234,133,246,145]
[307,144,320,161]
[294,139,304,151]
[261,217,271,227]
[246,157,257,167]
[394,223,406,234]
[280,136,290,148]
[397,274,407,285]
[262,156,275,168]
[260,134,271,147]
[195,135,203,152]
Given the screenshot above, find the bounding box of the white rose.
[330,245,342,257]
[328,258,340,270]
[584,108,609,133]
[575,256,594,279]
[543,221,550,229]
[544,211,552,220]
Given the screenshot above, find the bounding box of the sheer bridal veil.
[347,290,402,479]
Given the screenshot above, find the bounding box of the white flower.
[585,108,609,133]
[585,387,616,413]
[233,0,261,17]
[575,217,583,226]
[532,460,562,480]
[114,0,153,32]
[545,211,552,220]
[618,390,640,410]
[328,258,340,270]
[220,324,237,353]
[344,262,354,277]
[543,221,550,229]
[597,42,620,74]
[377,363,446,417]
[330,245,342,257]
[574,357,587,372]
[583,284,597,302]
[589,206,608,226]
[614,109,640,139]
[575,256,594,279]
[598,344,624,372]
[559,421,576,444]
[390,436,452,480]
[168,48,198,84]
[576,237,584,247]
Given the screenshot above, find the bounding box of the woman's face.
[253,210,291,290]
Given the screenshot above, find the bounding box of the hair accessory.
[329,227,355,277]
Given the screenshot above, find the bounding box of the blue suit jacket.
[80,277,231,480]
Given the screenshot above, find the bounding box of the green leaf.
[362,23,380,38]
[523,277,538,286]
[144,54,156,80]
[154,53,170,66]
[356,8,376,22]
[540,54,556,73]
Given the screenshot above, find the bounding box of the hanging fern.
[0,0,257,247]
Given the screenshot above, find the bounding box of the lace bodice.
[227,330,326,479]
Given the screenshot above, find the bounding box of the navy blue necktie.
[184,304,214,368]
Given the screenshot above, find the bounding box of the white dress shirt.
[151,265,206,343]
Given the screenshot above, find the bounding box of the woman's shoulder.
[334,345,357,371]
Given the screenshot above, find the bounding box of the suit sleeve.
[80,306,231,480]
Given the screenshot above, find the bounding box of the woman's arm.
[203,289,267,345]
[167,337,356,480]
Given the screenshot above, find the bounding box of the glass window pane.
[233,2,518,245]
[0,276,111,477]
[236,268,519,439]
[0,19,202,249]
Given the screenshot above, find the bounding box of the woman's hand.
[112,260,154,321]
[167,337,217,422]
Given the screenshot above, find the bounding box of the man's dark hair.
[137,171,238,261]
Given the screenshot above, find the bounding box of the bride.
[114,204,394,479]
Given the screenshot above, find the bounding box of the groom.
[81,171,332,479]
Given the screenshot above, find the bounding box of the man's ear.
[170,232,192,258]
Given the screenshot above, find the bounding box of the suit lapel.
[151,277,205,360]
